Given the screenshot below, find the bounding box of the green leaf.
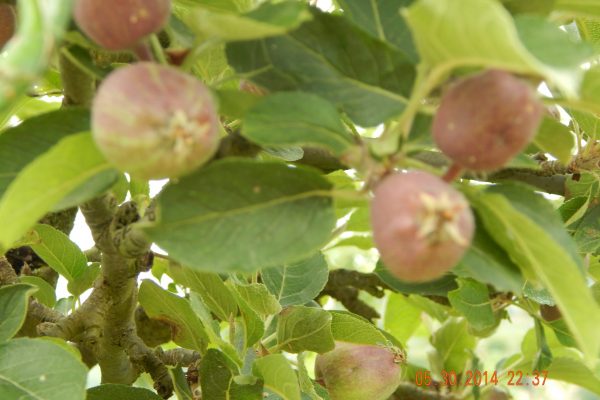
[384,293,421,344]
[547,357,600,395]
[188,292,242,365]
[67,263,101,297]
[572,204,600,253]
[375,262,458,296]
[579,67,600,112]
[329,311,387,346]
[448,279,495,332]
[253,354,301,400]
[454,220,524,294]
[216,89,263,119]
[226,288,265,349]
[276,306,335,353]
[168,366,194,400]
[336,0,418,62]
[146,159,336,273]
[53,168,119,211]
[470,185,600,363]
[559,196,589,226]
[332,234,374,250]
[229,379,263,400]
[19,276,56,308]
[168,263,238,321]
[405,295,448,322]
[514,14,592,74]
[502,0,556,15]
[87,384,162,400]
[0,1,74,120]
[566,172,600,199]
[533,319,553,371]
[226,9,415,126]
[297,352,324,400]
[0,133,113,252]
[571,109,600,141]
[0,338,87,400]
[430,318,476,373]
[198,349,238,400]
[0,283,37,342]
[403,0,588,95]
[197,348,262,399]
[555,0,600,18]
[532,117,575,164]
[28,224,87,282]
[138,280,208,352]
[233,283,282,317]
[186,2,312,41]
[0,108,89,198]
[244,92,353,156]
[262,252,329,307]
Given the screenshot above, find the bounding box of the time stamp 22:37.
[415,370,549,387]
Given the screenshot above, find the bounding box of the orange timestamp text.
[415,370,549,387]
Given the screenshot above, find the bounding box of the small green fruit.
[74,0,170,50]
[315,342,403,400]
[432,69,543,171]
[92,62,220,180]
[371,171,474,282]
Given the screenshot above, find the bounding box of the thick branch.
[155,348,201,366]
[319,270,387,321]
[59,48,95,108]
[42,198,155,387]
[0,256,17,284]
[80,194,118,252]
[124,333,173,398]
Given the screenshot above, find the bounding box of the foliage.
[2,1,600,400]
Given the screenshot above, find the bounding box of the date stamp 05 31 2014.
[415,370,549,388]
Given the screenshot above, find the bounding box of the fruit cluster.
[371,70,543,283]
[74,0,219,180]
[76,1,544,398]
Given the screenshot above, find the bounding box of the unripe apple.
[371,171,474,282]
[74,0,170,50]
[92,62,220,180]
[432,69,543,171]
[0,4,16,50]
[315,342,403,400]
[540,304,561,322]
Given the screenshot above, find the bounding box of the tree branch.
[411,151,567,195]
[318,270,388,321]
[155,347,201,366]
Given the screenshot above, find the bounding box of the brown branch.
[0,256,17,284]
[318,270,387,321]
[411,151,567,195]
[155,348,201,367]
[124,333,173,398]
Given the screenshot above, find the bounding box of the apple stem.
[132,42,155,62]
[442,163,464,183]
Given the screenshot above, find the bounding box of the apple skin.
[315,342,403,400]
[92,62,220,180]
[74,0,171,50]
[371,171,474,282]
[432,69,543,171]
[0,4,16,50]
